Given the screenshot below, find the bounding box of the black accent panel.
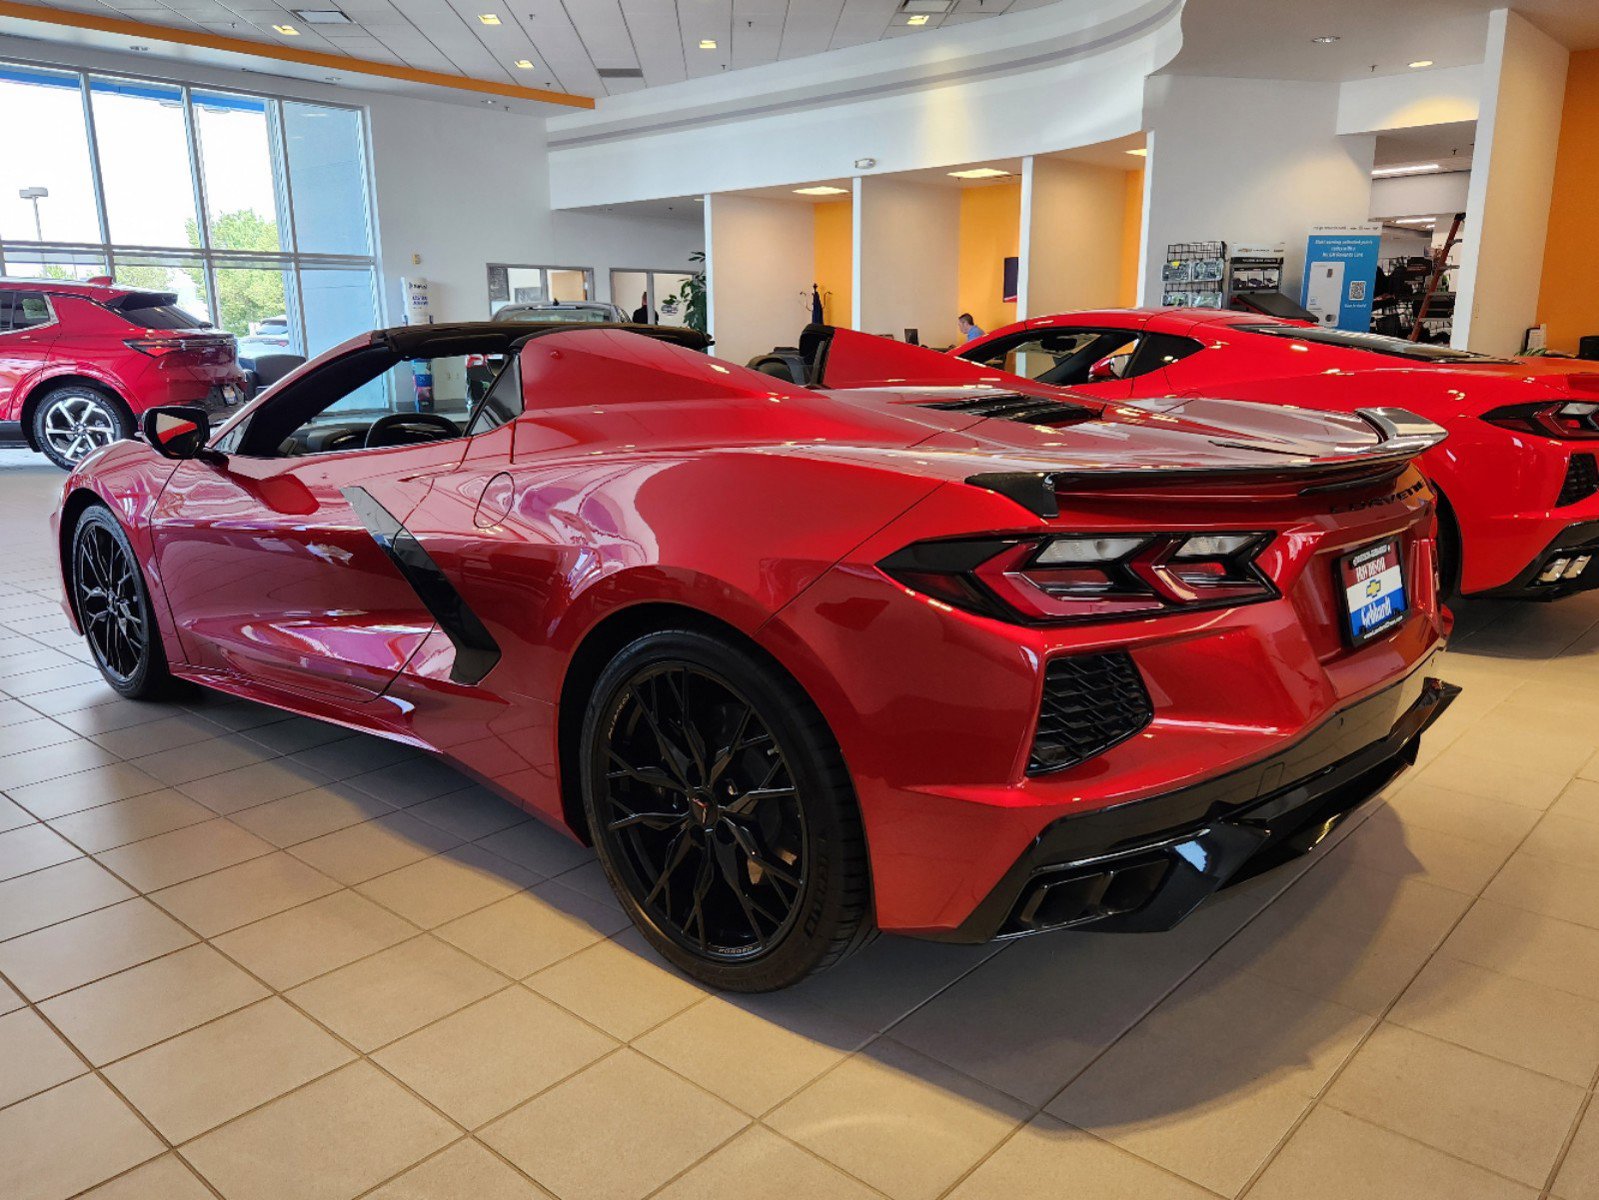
[963,471,1060,518]
[342,487,502,686]
[1557,453,1598,508]
[1029,652,1154,774]
[921,394,1095,425]
[1475,519,1599,599]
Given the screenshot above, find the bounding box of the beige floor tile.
[1389,954,1599,1084]
[288,810,461,885]
[0,897,195,1000]
[374,987,615,1127]
[482,1048,747,1200]
[1269,855,1474,945]
[1385,783,1545,849]
[788,934,1003,1032]
[344,756,480,808]
[0,793,34,832]
[149,850,342,937]
[1550,778,1599,826]
[40,943,268,1066]
[0,1075,164,1200]
[355,843,540,928]
[212,889,417,989]
[176,757,334,814]
[183,1062,457,1200]
[0,714,77,757]
[1325,1022,1584,1185]
[1415,752,1573,811]
[47,789,212,853]
[4,662,106,698]
[78,1154,216,1200]
[89,713,224,759]
[41,691,182,732]
[0,975,21,1015]
[0,821,80,881]
[1518,813,1599,872]
[239,714,350,755]
[1250,1107,1537,1200]
[1483,853,1599,929]
[367,1140,554,1199]
[286,934,505,1051]
[526,928,707,1040]
[656,1125,881,1200]
[436,879,630,978]
[96,817,273,891]
[4,761,167,820]
[105,996,353,1142]
[229,785,393,848]
[0,1007,87,1108]
[474,820,591,877]
[128,734,273,787]
[637,994,872,1115]
[948,1115,1216,1200]
[545,857,626,911]
[1557,1099,1599,1200]
[186,698,293,733]
[1443,899,1599,1002]
[288,734,419,781]
[0,740,119,792]
[0,855,133,940]
[407,785,532,840]
[768,1039,1030,1200]
[1338,808,1512,894]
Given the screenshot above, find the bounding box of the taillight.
[124,337,185,358]
[1483,401,1599,440]
[879,532,1277,624]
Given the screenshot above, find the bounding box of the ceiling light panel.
[948,167,1011,179]
[1371,163,1442,177]
[292,9,351,24]
[794,185,850,195]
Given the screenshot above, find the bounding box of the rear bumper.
[919,666,1458,943]
[1474,519,1599,599]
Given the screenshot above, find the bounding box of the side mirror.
[142,406,213,460]
[1086,353,1126,384]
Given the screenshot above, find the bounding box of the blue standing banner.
[1302,224,1381,332]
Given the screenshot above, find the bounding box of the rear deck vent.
[1558,453,1599,508]
[922,393,1093,427]
[1028,651,1153,774]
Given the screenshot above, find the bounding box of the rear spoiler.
[966,407,1449,518]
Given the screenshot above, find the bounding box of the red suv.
[0,278,247,469]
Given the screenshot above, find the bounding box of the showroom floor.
[1,449,1598,1200]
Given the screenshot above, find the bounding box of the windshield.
[1238,324,1504,363]
[499,306,616,324]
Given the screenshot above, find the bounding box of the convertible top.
[372,320,711,359]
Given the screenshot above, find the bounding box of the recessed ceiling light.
[1394,217,1436,225]
[1372,163,1442,177]
[906,14,930,25]
[794,185,849,195]
[513,59,534,69]
[699,38,717,49]
[1311,35,1340,44]
[1408,59,1434,69]
[902,0,952,11]
[1126,148,1148,157]
[272,24,299,35]
[948,167,1010,179]
[478,13,501,25]
[293,9,351,24]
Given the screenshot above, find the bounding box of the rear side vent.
[1028,651,1153,774]
[922,393,1093,427]
[1558,453,1599,507]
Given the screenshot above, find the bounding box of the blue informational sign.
[1301,225,1382,332]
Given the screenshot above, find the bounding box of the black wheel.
[581,629,872,991]
[32,384,132,470]
[1435,492,1463,602]
[70,506,176,700]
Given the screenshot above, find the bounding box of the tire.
[581,628,873,991]
[1435,494,1463,603]
[69,505,177,700]
[32,384,131,471]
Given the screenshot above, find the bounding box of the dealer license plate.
[1339,538,1408,646]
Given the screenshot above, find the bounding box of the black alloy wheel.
[70,506,175,700]
[582,629,871,990]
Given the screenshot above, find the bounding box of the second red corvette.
[958,307,1599,600]
[56,323,1454,989]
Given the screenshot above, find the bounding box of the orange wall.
[958,182,1022,334]
[812,200,853,327]
[1538,48,1599,352]
[1119,168,1145,307]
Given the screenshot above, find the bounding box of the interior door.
[150,438,469,704]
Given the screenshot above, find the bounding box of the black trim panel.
[1474,519,1599,600]
[342,486,502,686]
[0,420,24,447]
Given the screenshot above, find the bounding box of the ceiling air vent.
[597,68,644,80]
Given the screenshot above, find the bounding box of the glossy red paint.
[57,325,1450,937]
[0,277,246,461]
[957,308,1599,597]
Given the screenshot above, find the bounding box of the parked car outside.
[0,277,247,469]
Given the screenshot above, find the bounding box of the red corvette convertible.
[56,322,1455,989]
[958,309,1599,600]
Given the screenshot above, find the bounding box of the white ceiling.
[1373,120,1476,171]
[36,0,1052,97]
[1167,0,1599,82]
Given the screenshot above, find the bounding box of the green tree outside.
[104,208,286,334]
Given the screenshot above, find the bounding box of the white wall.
[705,195,814,365]
[1336,65,1483,135]
[1369,171,1473,220]
[1453,9,1569,354]
[855,178,961,346]
[1022,157,1130,317]
[1142,75,1378,304]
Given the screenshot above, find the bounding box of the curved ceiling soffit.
[547,0,1186,151]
